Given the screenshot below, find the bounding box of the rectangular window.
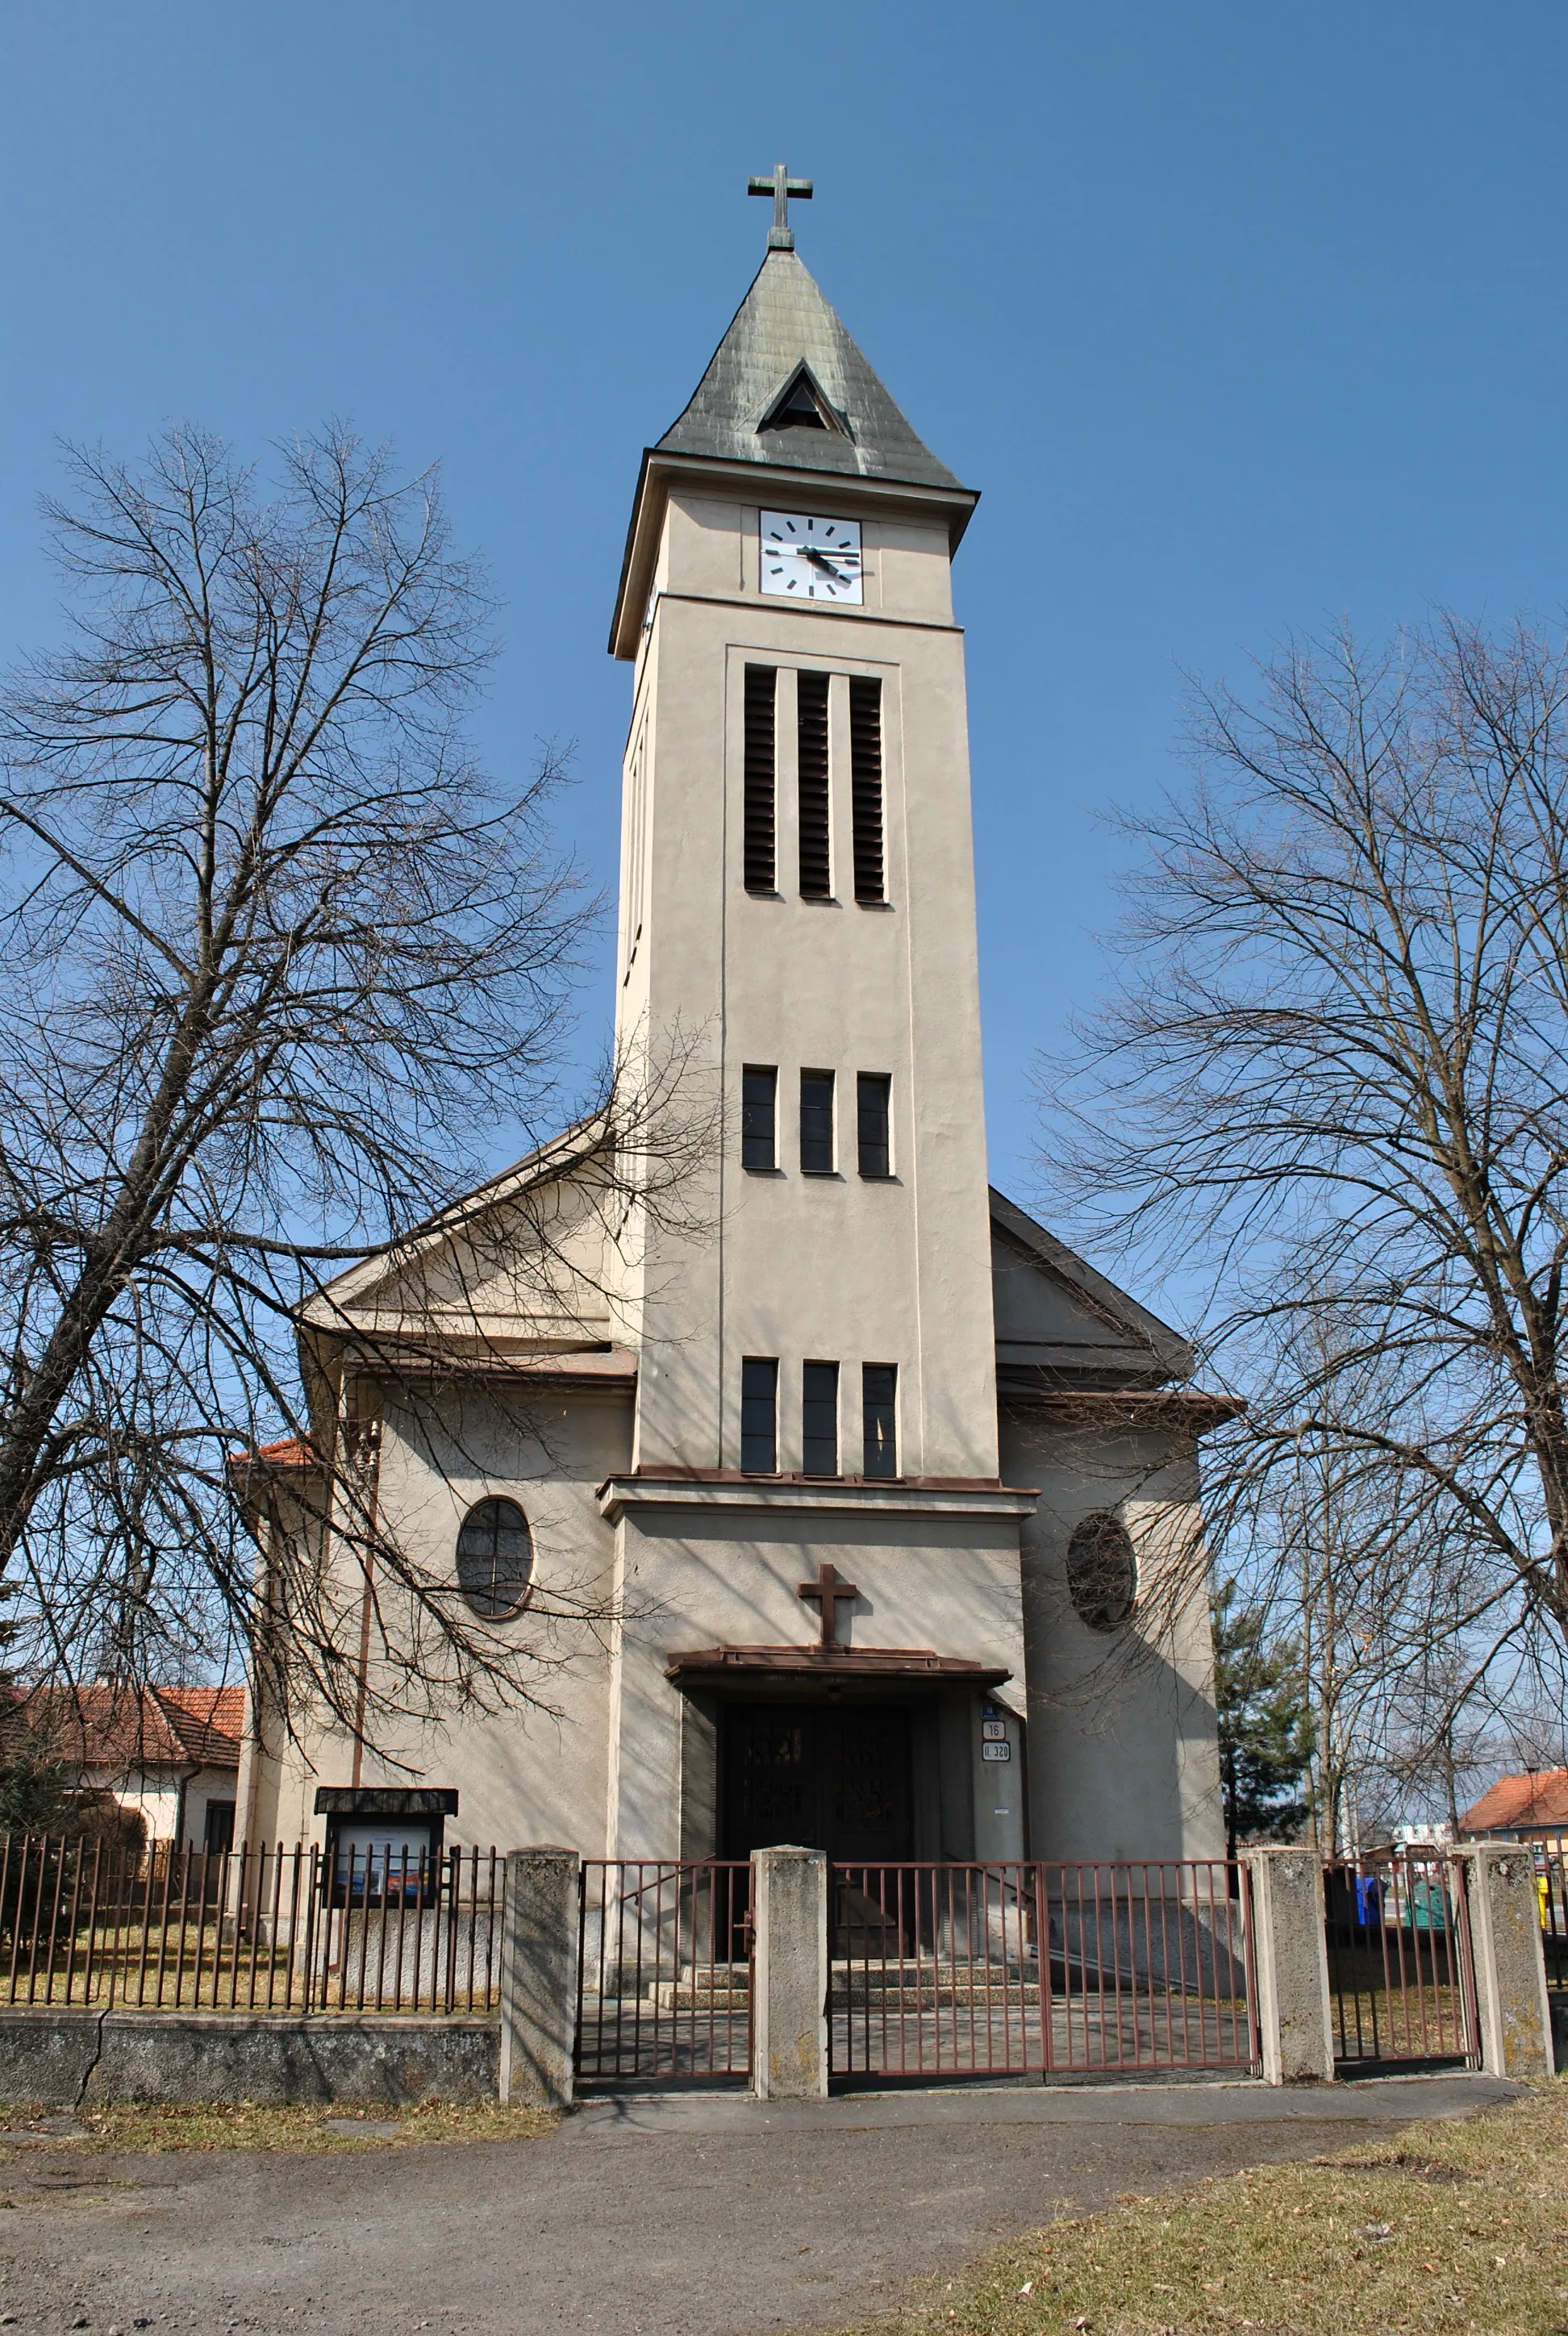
[741,1064,778,1170]
[857,1073,891,1177]
[849,674,884,903]
[862,1364,898,1479]
[740,1357,778,1474]
[797,669,831,897]
[802,1360,840,1476]
[799,1069,836,1174]
[744,665,777,893]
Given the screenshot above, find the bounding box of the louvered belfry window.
[743,665,777,894]
[797,670,832,897]
[849,675,885,903]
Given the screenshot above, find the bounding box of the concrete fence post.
[1451,1842,1553,2078]
[498,1846,582,2107]
[1240,1846,1335,2084]
[750,1846,828,2100]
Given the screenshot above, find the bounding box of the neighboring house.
[17,1685,244,1850]
[1459,1770,1568,1850]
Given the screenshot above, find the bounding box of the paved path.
[0,2076,1520,2336]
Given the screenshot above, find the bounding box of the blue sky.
[3,2,1566,1308]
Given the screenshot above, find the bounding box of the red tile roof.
[248,1436,315,1466]
[1460,1769,1568,1833]
[13,1684,244,1772]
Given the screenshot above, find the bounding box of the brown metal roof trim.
[999,1388,1244,1429]
[664,1645,1011,1688]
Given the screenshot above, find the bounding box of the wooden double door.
[719,1701,914,1865]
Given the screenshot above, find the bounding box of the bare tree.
[1048,615,1568,1750]
[0,424,697,1741]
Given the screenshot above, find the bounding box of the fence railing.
[1323,1851,1476,2067]
[575,1860,751,2085]
[0,1836,504,2014]
[829,1860,1257,2081]
[1537,1849,1568,1994]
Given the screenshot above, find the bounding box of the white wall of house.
[74,1762,239,1846]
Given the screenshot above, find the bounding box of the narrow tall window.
[740,1358,778,1474]
[849,674,884,903]
[799,1070,836,1174]
[802,1361,840,1476]
[797,670,831,897]
[744,665,777,893]
[741,1065,778,1170]
[857,1074,891,1178]
[862,1365,898,1479]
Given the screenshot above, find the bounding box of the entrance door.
[720,1703,914,1863]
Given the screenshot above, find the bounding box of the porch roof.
[664,1644,1011,1690]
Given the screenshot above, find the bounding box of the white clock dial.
[759,511,864,603]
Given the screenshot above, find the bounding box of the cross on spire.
[797,1559,858,1650]
[749,163,813,252]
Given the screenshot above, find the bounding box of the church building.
[239,177,1228,1876]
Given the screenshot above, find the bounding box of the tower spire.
[747,162,812,251]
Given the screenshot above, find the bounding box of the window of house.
[857,1074,891,1177]
[862,1365,898,1478]
[797,670,832,897]
[799,1069,836,1174]
[744,665,777,893]
[202,1800,236,1857]
[1065,1512,1137,1633]
[740,1357,779,1473]
[742,1064,778,1170]
[802,1361,840,1475]
[849,674,885,903]
[455,1495,534,1620]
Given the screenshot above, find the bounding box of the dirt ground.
[0,2075,1519,2336]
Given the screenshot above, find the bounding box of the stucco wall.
[248,1381,632,1855]
[620,486,999,1484]
[1003,1411,1224,1863]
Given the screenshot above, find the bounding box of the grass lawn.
[833,2079,1568,2336]
[0,2098,555,2155]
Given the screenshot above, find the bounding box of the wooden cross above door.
[797,1560,859,1649]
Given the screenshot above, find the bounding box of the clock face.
[759,511,864,603]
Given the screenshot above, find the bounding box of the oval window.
[1065,1512,1136,1633]
[456,1496,534,1620]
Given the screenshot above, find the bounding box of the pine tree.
[1212,1579,1312,1858]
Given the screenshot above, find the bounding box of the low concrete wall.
[0,2010,499,2109]
[0,2012,104,2110]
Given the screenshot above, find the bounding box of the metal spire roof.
[655,248,965,492]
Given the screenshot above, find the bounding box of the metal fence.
[829,1860,1257,2082]
[1323,1851,1476,2068]
[1537,1849,1568,1995]
[0,1836,504,2014]
[575,1860,751,2086]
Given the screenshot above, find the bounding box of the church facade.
[239,191,1228,1875]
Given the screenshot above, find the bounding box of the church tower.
[599,173,1038,1863]
[611,181,998,1479]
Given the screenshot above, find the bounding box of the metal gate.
[829,1860,1257,2082]
[575,1860,751,2086]
[1324,1851,1477,2069]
